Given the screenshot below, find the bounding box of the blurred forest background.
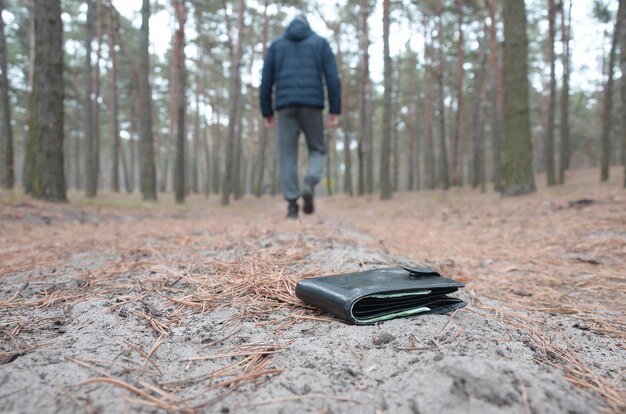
[0,0,624,204]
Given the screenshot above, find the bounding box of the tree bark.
[120,136,130,193]
[545,0,557,186]
[616,0,626,188]
[108,2,120,192]
[487,0,503,190]
[392,60,400,192]
[0,0,13,189]
[24,0,66,201]
[600,2,621,182]
[211,98,221,195]
[342,66,353,196]
[472,7,489,190]
[253,0,269,197]
[233,90,244,200]
[436,0,449,190]
[193,61,201,194]
[222,0,245,205]
[558,0,572,184]
[326,130,333,196]
[173,0,186,203]
[452,0,465,187]
[84,0,97,197]
[500,0,536,196]
[423,16,436,190]
[139,0,157,200]
[358,0,370,196]
[380,0,393,199]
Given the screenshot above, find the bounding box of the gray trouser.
[277,107,325,201]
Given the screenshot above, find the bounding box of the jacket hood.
[285,16,313,41]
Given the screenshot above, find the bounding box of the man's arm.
[259,44,275,119]
[322,39,341,117]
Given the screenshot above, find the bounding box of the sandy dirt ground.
[0,169,624,413]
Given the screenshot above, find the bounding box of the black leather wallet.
[295,266,466,325]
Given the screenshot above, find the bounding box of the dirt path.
[0,173,624,413]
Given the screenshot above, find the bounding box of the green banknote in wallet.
[295,266,466,325]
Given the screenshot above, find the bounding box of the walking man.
[260,14,341,218]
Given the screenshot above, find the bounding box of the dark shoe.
[302,184,314,215]
[287,200,299,219]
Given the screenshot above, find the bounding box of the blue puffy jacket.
[260,17,341,118]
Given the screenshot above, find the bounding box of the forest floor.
[0,168,625,414]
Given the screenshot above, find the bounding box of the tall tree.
[452,0,465,187]
[0,0,13,190]
[436,0,449,189]
[600,1,621,182]
[620,0,626,187]
[559,0,572,184]
[545,0,557,186]
[500,0,535,196]
[487,0,503,190]
[85,0,97,197]
[24,0,66,201]
[221,0,245,206]
[319,10,353,196]
[108,1,120,192]
[253,0,270,197]
[358,0,371,196]
[93,0,104,193]
[173,0,187,203]
[423,15,436,190]
[139,0,157,200]
[471,5,489,191]
[380,0,392,199]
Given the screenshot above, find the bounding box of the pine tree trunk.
[358,0,370,196]
[74,129,81,190]
[545,0,557,186]
[403,48,416,191]
[203,116,211,197]
[616,0,626,188]
[84,0,97,197]
[253,0,269,197]
[246,88,256,195]
[500,0,536,196]
[366,81,374,194]
[233,97,244,200]
[600,4,621,182]
[342,67,353,196]
[487,0,503,190]
[380,0,393,200]
[25,0,66,201]
[559,0,572,184]
[164,37,177,193]
[212,98,221,195]
[452,0,465,187]
[93,0,103,193]
[222,0,245,205]
[108,3,120,192]
[326,130,333,196]
[120,137,130,193]
[423,18,435,190]
[472,11,488,190]
[392,63,400,192]
[139,0,157,200]
[193,64,201,194]
[325,22,353,196]
[436,0,449,190]
[173,0,186,204]
[0,0,13,190]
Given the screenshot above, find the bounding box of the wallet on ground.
[295,266,467,325]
